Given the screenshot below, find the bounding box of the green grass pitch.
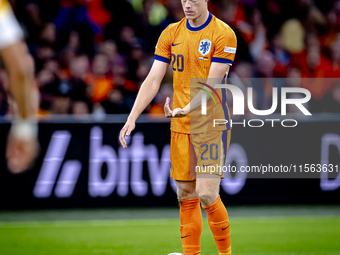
[0,207,339,255]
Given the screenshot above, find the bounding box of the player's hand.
[172,108,187,118]
[119,119,135,148]
[164,97,188,118]
[164,97,173,118]
[6,134,39,174]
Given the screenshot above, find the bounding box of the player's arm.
[0,0,39,174]
[1,41,39,173]
[169,63,230,117]
[119,60,169,148]
[2,42,37,120]
[120,24,172,148]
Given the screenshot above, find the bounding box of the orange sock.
[180,198,202,255]
[202,196,231,255]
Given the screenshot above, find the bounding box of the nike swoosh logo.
[222,226,229,231]
[202,163,212,167]
[181,235,191,239]
[172,43,181,46]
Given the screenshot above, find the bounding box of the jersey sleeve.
[154,25,172,64]
[212,28,237,66]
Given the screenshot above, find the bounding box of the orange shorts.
[170,130,231,181]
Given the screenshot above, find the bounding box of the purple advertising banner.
[0,114,339,209]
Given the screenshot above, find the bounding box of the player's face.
[181,0,208,20]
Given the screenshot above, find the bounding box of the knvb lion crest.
[198,39,212,56]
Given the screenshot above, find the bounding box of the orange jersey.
[154,13,237,134]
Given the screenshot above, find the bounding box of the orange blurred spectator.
[299,48,333,100]
[112,59,138,92]
[329,40,340,77]
[86,0,112,28]
[84,53,113,103]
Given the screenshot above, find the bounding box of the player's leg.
[193,130,232,255]
[196,175,220,207]
[0,2,39,173]
[177,180,197,200]
[176,180,202,255]
[171,131,202,255]
[197,176,231,255]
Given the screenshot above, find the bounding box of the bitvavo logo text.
[199,84,311,127]
[32,126,248,199]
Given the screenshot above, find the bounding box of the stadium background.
[0,0,340,254]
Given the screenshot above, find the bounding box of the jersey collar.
[186,12,213,32]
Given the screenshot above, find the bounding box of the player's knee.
[197,189,218,207]
[177,183,197,201]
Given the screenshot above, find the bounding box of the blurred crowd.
[0,0,340,117]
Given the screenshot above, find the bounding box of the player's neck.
[188,10,209,28]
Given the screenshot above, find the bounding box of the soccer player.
[119,0,236,254]
[0,0,39,173]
